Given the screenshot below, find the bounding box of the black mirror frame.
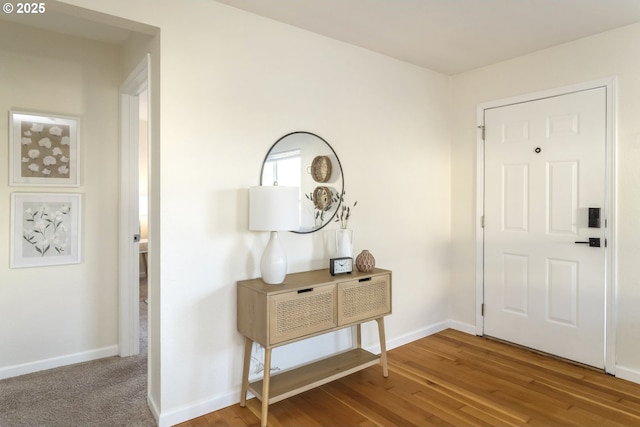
[259,131,344,234]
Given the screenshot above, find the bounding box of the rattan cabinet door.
[337,274,391,326]
[269,284,337,345]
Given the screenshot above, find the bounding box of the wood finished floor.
[176,329,640,426]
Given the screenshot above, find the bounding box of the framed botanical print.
[9,110,80,187]
[10,193,83,268]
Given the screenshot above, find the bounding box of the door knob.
[574,237,600,247]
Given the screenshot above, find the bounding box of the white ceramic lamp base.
[260,231,288,285]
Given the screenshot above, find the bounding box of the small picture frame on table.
[9,110,80,187]
[10,192,83,268]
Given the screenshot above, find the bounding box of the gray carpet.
[0,280,155,427]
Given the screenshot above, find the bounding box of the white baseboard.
[364,320,450,354]
[148,395,161,426]
[447,319,477,335]
[158,392,239,427]
[0,345,119,380]
[616,365,640,385]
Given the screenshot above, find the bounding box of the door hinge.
[481,303,485,316]
[481,215,485,228]
[478,125,485,141]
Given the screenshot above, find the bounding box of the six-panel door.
[483,87,607,369]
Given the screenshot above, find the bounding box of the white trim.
[119,54,150,357]
[364,320,450,355]
[448,319,477,336]
[157,391,239,427]
[148,395,161,425]
[475,77,618,374]
[616,365,640,385]
[475,122,485,335]
[603,78,618,375]
[0,345,118,380]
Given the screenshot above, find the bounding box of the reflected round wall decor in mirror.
[260,131,344,233]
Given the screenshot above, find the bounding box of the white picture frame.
[10,193,82,268]
[9,110,80,187]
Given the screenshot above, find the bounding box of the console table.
[237,268,392,427]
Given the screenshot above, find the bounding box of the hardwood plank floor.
[176,329,640,426]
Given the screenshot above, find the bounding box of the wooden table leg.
[356,324,362,349]
[260,348,272,427]
[239,337,252,407]
[376,318,388,377]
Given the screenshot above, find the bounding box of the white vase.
[335,228,353,258]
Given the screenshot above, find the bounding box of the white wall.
[450,23,640,381]
[55,1,453,425]
[0,21,121,376]
[157,4,451,423]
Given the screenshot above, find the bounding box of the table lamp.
[249,185,300,284]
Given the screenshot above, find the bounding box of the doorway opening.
[138,88,149,350]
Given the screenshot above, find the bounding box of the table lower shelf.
[248,348,380,404]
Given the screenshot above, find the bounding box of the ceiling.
[0,7,133,45]
[212,0,640,75]
[3,1,640,75]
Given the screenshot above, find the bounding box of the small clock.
[330,257,353,276]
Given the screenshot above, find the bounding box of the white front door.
[483,87,607,368]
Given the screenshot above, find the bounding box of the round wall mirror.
[260,131,344,233]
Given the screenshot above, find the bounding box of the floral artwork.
[21,121,71,179]
[22,202,72,256]
[11,193,82,268]
[9,111,79,186]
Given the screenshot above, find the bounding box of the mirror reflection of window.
[263,149,301,189]
[263,149,302,227]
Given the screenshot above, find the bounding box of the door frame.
[119,54,150,357]
[475,77,617,373]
